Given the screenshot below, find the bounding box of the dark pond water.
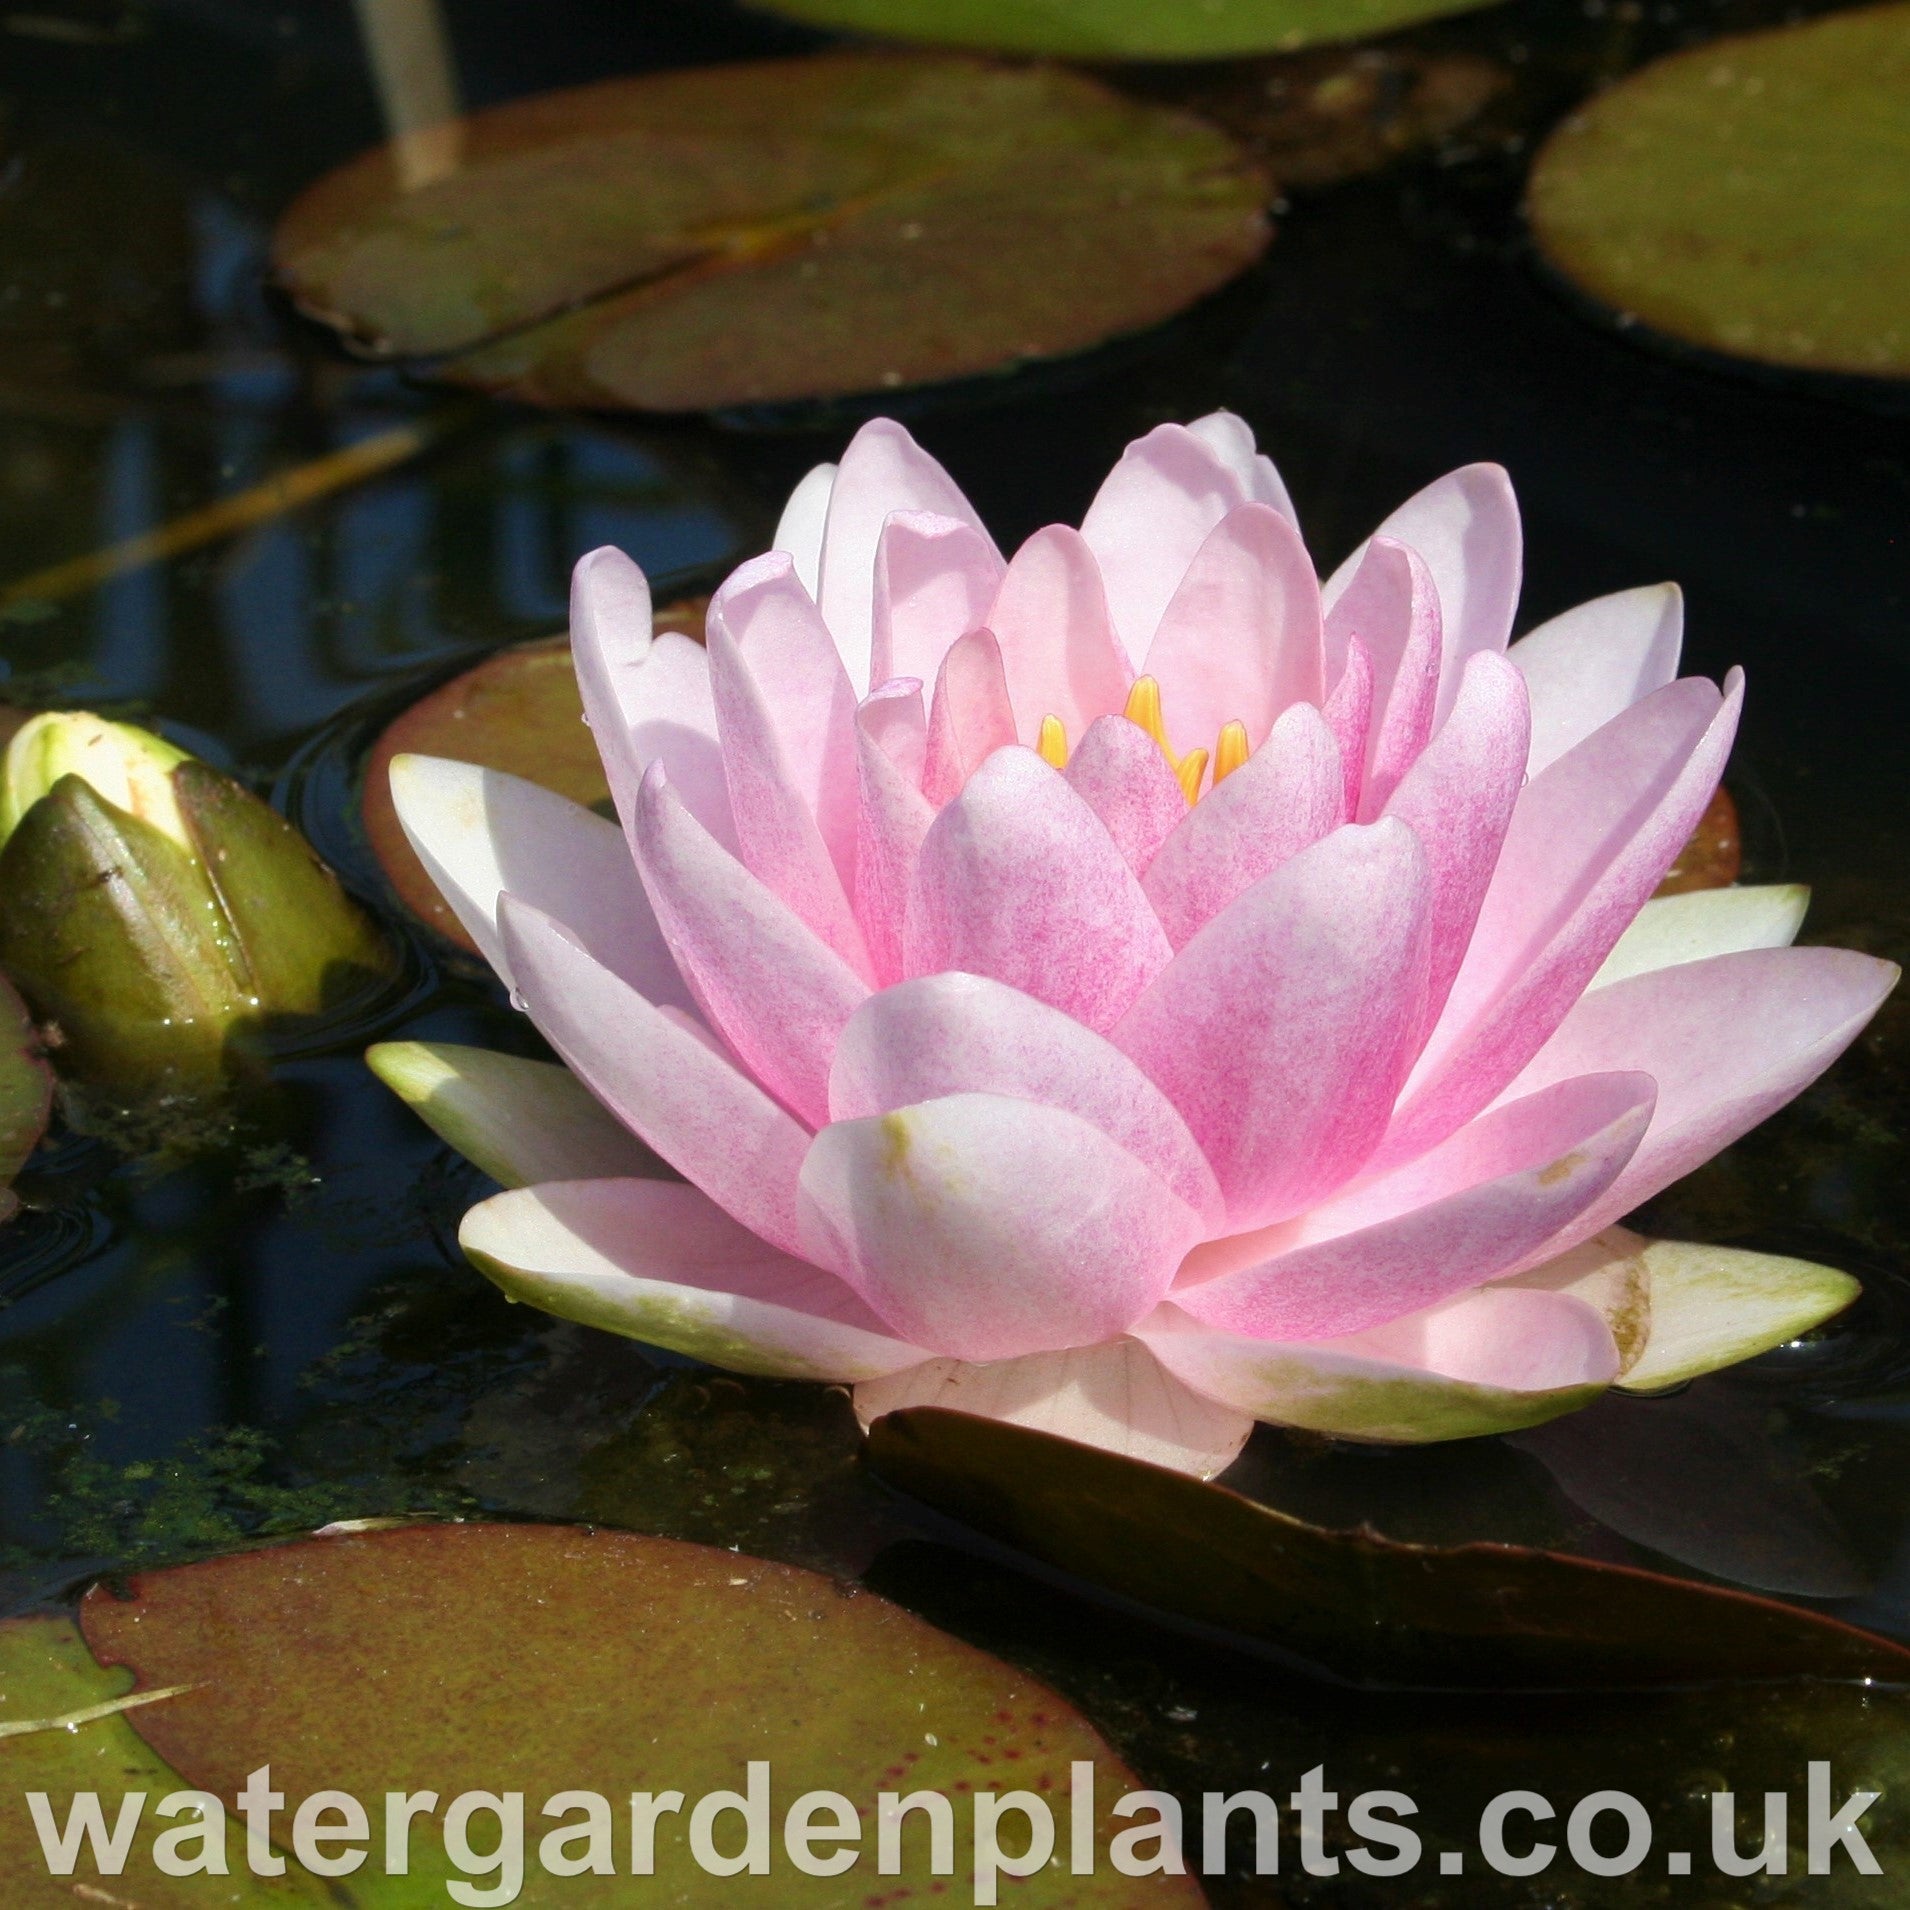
[1,0,1907,1900]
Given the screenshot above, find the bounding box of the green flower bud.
[0,713,398,1100]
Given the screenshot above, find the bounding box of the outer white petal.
[461,1178,928,1382]
[1591,885,1809,990]
[388,753,692,1011]
[854,1338,1253,1479]
[773,461,837,599]
[367,1041,667,1188]
[1614,1229,1861,1391]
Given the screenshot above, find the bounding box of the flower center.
[1035,677,1249,805]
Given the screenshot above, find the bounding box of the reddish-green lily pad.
[82,1521,1192,1903]
[0,972,51,1223]
[866,1409,1910,1690]
[1528,4,1910,382]
[275,53,1271,412]
[0,1615,331,1904]
[362,600,702,949]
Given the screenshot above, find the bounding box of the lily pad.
[1528,4,1910,382]
[865,1408,1910,1689]
[0,973,51,1224]
[82,1521,1192,1903]
[0,1615,330,1904]
[274,54,1272,411]
[748,0,1498,60]
[363,604,703,950]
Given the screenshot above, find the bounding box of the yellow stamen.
[1122,676,1174,764]
[1175,748,1210,806]
[1213,720,1250,786]
[1036,714,1069,770]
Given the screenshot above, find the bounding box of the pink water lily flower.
[383,412,1894,1478]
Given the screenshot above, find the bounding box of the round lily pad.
[82,1521,1190,1904]
[1528,4,1910,381]
[274,54,1272,412]
[748,0,1497,60]
[0,972,51,1223]
[362,601,702,950]
[866,1408,1910,1689]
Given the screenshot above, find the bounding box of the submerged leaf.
[866,1408,1910,1689]
[82,1522,1190,1904]
[1529,4,1910,382]
[276,54,1272,411]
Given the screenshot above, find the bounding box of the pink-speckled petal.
[462,1178,925,1381]
[1142,701,1346,950]
[854,680,934,985]
[1063,714,1188,876]
[1141,502,1325,756]
[798,1092,1201,1360]
[1176,1070,1654,1339]
[571,545,736,854]
[1511,584,1685,776]
[988,525,1134,745]
[1503,945,1900,1252]
[632,766,869,1129]
[905,747,1173,1032]
[828,970,1222,1221]
[816,420,994,694]
[497,897,811,1255]
[1321,634,1373,818]
[1116,818,1431,1230]
[1385,670,1743,1164]
[922,628,1017,806]
[869,511,1005,694]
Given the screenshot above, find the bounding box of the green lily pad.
[749,0,1497,59]
[0,972,51,1224]
[1528,4,1910,382]
[82,1521,1193,1904]
[866,1408,1910,1690]
[363,607,702,950]
[0,1615,331,1904]
[274,53,1271,411]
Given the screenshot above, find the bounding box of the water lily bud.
[0,713,398,1099]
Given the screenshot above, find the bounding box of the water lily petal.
[1502,944,1899,1246]
[798,1092,1202,1360]
[772,460,837,599]
[1511,583,1684,776]
[367,1040,668,1188]
[1380,650,1531,1037]
[905,746,1172,1033]
[922,628,1018,805]
[1142,700,1346,951]
[1386,669,1742,1163]
[1134,1288,1617,1441]
[1323,537,1442,820]
[869,511,1005,695]
[498,896,812,1254]
[1592,884,1808,989]
[1187,409,1298,525]
[1116,818,1431,1230]
[571,545,736,852]
[854,1338,1253,1478]
[828,970,1222,1221]
[1063,713,1187,876]
[462,1178,925,1381]
[707,558,868,971]
[1320,634,1372,818]
[1176,1070,1654,1340]
[854,681,934,986]
[1613,1228,1861,1391]
[1141,502,1325,755]
[1324,463,1521,724]
[987,525,1133,745]
[388,753,690,1010]
[632,766,869,1128]
[1496,1228,1652,1376]
[816,419,994,695]
[1079,421,1255,666]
